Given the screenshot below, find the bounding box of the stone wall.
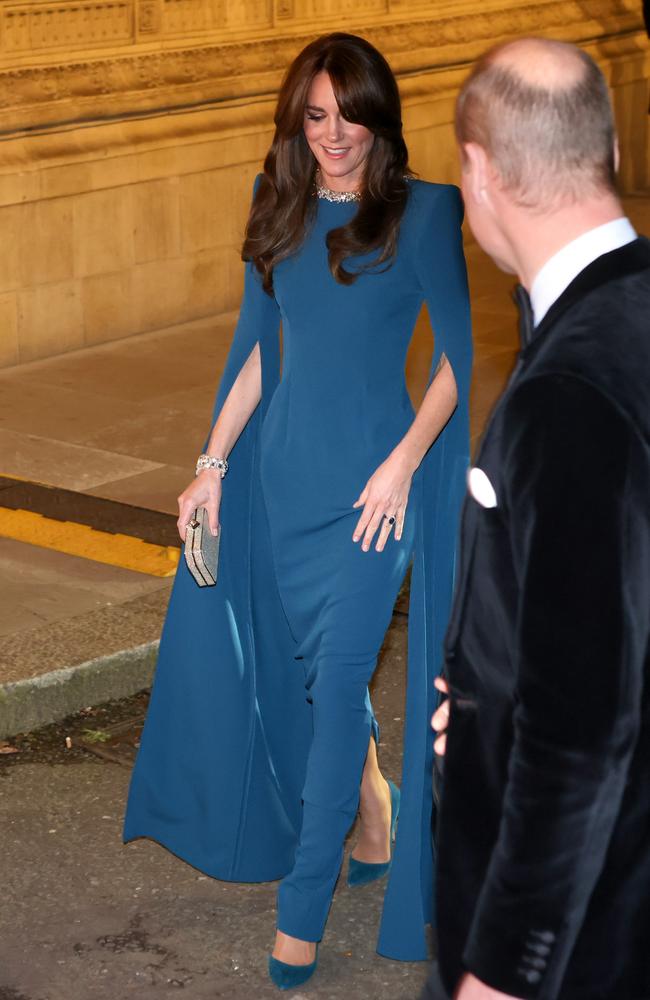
[0,0,648,367]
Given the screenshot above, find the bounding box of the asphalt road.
[0,609,432,1000]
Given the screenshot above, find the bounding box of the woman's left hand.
[352,449,414,552]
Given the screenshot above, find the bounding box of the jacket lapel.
[444,237,650,666]
[526,236,650,351]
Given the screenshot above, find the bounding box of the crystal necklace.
[314,171,361,204]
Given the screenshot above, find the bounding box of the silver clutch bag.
[184,507,220,587]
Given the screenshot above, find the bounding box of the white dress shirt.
[530,217,638,326]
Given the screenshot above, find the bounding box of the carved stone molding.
[138,0,160,32]
[0,0,646,135]
[2,1,133,55]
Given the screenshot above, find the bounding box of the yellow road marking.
[0,506,179,578]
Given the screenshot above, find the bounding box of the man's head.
[455,39,620,274]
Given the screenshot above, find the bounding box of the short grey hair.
[455,39,617,208]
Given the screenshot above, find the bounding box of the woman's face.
[303,71,375,192]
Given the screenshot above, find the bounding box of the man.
[422,38,650,1000]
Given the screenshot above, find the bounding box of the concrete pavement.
[0,613,430,1000]
[2,189,649,736]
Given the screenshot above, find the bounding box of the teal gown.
[123,176,472,960]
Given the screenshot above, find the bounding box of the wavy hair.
[242,32,411,293]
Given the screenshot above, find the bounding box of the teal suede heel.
[347,779,400,888]
[268,947,318,990]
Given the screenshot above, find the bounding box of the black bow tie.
[513,284,534,348]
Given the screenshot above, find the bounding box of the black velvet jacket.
[436,239,650,1000]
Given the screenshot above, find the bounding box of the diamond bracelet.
[196,453,229,478]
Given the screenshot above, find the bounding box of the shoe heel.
[347,780,401,888]
[388,779,400,841]
[268,948,318,990]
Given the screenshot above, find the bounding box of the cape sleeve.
[210,175,280,419]
[378,183,473,960]
[123,175,312,881]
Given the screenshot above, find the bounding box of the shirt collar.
[530,218,637,327]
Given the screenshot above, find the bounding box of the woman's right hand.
[177,470,223,542]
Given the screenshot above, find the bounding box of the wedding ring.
[385,514,396,525]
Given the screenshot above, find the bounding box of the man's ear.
[613,135,620,174]
[461,142,491,205]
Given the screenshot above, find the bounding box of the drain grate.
[77,715,145,767]
[0,691,150,769]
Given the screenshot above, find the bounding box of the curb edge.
[0,641,159,739]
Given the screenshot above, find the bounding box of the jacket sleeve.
[463,373,650,999]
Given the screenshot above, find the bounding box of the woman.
[124,32,471,989]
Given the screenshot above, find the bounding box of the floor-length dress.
[123,176,472,960]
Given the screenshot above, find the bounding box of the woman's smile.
[304,71,374,191]
[321,145,351,159]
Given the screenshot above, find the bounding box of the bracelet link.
[196,453,229,478]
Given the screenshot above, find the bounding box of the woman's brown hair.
[242,32,411,294]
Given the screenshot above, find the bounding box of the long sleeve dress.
[123,176,472,960]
